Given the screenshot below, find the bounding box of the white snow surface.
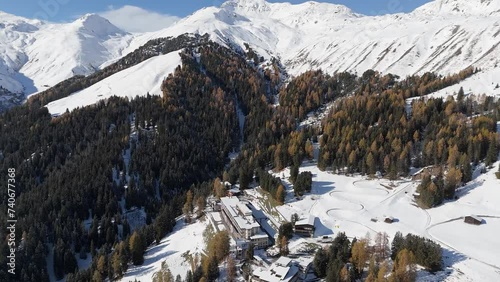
[2,0,500,105]
[124,0,500,79]
[123,158,500,281]
[46,50,182,115]
[0,12,131,94]
[410,68,500,103]
[271,159,500,281]
[121,218,209,282]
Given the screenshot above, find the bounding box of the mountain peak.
[221,0,271,13]
[414,0,500,16]
[73,13,126,36]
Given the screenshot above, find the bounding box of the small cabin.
[464,215,482,225]
[294,215,316,237]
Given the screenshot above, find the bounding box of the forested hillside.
[0,36,498,282]
[27,33,210,108]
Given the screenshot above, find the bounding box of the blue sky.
[1,0,433,31]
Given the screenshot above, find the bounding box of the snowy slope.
[0,11,43,93]
[273,157,500,281]
[46,50,182,115]
[406,68,500,106]
[3,0,500,112]
[20,14,130,92]
[415,0,500,16]
[121,219,209,282]
[123,0,500,79]
[0,12,131,95]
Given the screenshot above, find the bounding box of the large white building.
[220,196,270,249]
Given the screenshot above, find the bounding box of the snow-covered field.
[46,51,182,115]
[406,68,500,107]
[123,156,500,281]
[272,160,500,281]
[121,218,209,282]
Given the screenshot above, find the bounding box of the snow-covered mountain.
[0,12,131,95]
[1,0,500,112]
[125,0,500,78]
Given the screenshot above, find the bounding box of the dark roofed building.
[294,215,315,237]
[464,215,483,225]
[384,216,394,224]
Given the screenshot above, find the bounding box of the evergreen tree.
[227,256,236,282]
[290,164,299,184]
[391,249,416,282]
[276,184,286,204]
[245,243,255,262]
[129,231,145,265]
[351,240,368,276]
[313,248,328,277]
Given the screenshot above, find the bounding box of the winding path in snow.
[351,179,390,195]
[425,215,500,272]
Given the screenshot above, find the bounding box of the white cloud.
[99,5,180,33]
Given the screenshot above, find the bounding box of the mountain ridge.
[1,0,500,111]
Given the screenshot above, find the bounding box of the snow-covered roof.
[251,233,269,240]
[275,256,292,267]
[295,215,315,227]
[252,262,299,282]
[220,197,260,230]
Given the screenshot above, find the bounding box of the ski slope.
[273,157,500,281]
[121,218,209,282]
[46,50,182,116]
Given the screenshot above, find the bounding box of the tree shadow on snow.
[312,181,336,196]
[418,248,468,281]
[314,217,333,237]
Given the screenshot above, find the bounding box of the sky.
[0,0,434,32]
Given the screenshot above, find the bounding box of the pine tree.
[445,167,462,199]
[365,256,377,282]
[97,255,107,276]
[391,232,404,260]
[290,164,299,184]
[185,270,193,282]
[457,86,465,101]
[377,261,388,282]
[129,231,145,265]
[351,240,368,275]
[340,264,351,282]
[204,255,219,282]
[391,249,416,282]
[305,139,314,160]
[112,250,123,279]
[276,184,286,204]
[485,137,498,166]
[280,236,289,256]
[245,243,254,262]
[92,270,102,282]
[153,262,174,282]
[213,178,226,199]
[227,256,236,282]
[460,153,472,183]
[367,152,376,176]
[313,248,328,277]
